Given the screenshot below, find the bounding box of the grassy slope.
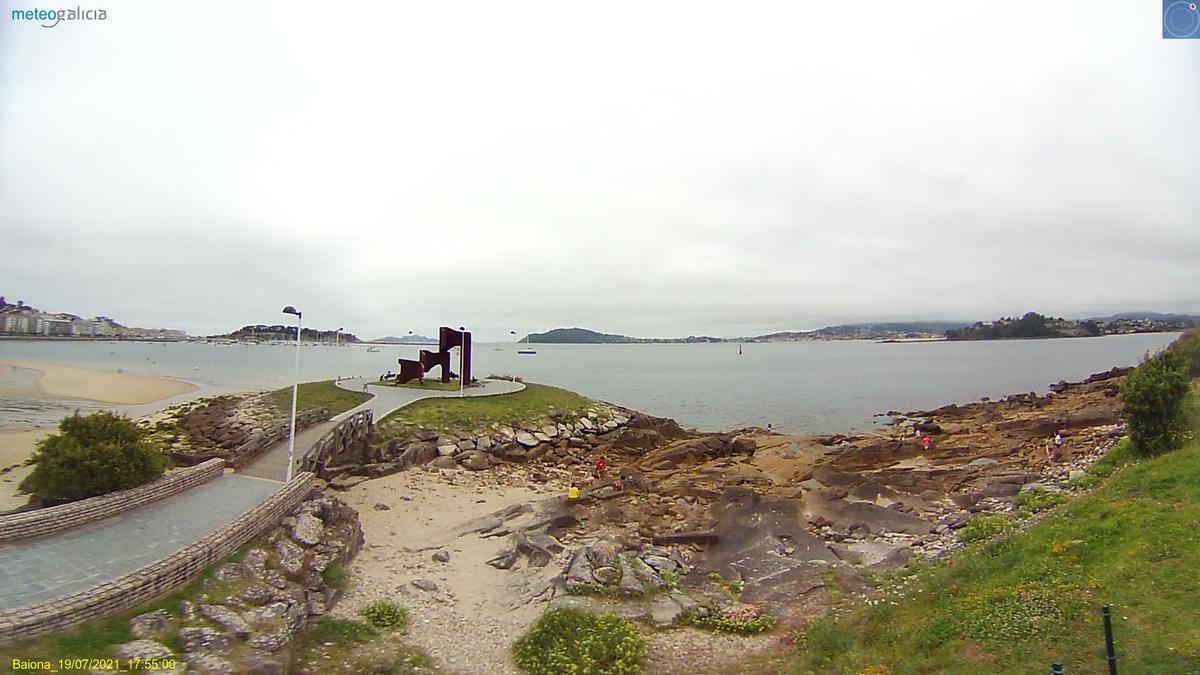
[377,383,597,438]
[772,386,1200,674]
[267,380,371,417]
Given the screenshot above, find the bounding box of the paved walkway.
[0,474,279,612]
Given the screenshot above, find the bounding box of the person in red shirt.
[594,457,607,479]
[921,435,932,451]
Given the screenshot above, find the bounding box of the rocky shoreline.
[312,366,1133,673]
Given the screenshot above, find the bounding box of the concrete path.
[0,474,279,612]
[238,378,525,482]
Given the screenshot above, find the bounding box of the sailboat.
[516,331,537,355]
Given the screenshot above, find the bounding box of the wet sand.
[0,360,197,404]
[0,429,47,511]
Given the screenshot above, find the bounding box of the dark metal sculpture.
[396,326,472,385]
[395,358,425,385]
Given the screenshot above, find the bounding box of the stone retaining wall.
[0,459,226,543]
[299,410,374,475]
[227,409,331,467]
[0,473,318,643]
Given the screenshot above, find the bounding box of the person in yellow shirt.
[567,483,580,500]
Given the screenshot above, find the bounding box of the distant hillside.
[1088,312,1200,323]
[522,328,721,344]
[948,311,1196,341]
[210,324,361,343]
[370,335,437,345]
[746,321,970,342]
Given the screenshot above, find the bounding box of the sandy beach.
[0,430,46,511]
[335,465,576,674]
[0,360,197,405]
[0,360,199,511]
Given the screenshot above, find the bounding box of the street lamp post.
[282,305,302,482]
[458,326,466,397]
[335,327,343,347]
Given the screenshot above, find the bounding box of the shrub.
[360,599,408,629]
[322,563,350,591]
[1121,350,1190,456]
[20,411,168,503]
[1166,327,1200,377]
[512,608,646,675]
[684,611,776,634]
[1013,488,1069,516]
[959,514,1015,543]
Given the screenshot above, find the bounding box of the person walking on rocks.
[593,457,608,480]
[921,435,932,452]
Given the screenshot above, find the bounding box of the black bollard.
[1102,606,1117,675]
[1051,664,1064,675]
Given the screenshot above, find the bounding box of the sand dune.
[0,359,197,405]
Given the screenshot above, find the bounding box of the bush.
[1122,350,1191,456]
[360,599,408,629]
[322,563,350,591]
[512,608,646,675]
[1166,327,1200,378]
[959,514,1015,543]
[20,411,168,503]
[684,611,776,634]
[1013,488,1069,516]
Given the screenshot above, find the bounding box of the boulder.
[433,550,451,563]
[274,538,307,577]
[177,626,233,654]
[516,433,539,448]
[412,579,438,592]
[199,604,252,638]
[290,512,324,547]
[437,444,458,456]
[129,609,173,639]
[648,596,685,626]
[234,648,290,672]
[592,566,620,585]
[248,625,292,652]
[116,640,173,662]
[185,652,235,674]
[460,451,492,471]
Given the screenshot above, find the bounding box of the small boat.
[366,346,380,352]
[516,332,536,354]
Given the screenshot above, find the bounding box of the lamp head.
[282,306,301,318]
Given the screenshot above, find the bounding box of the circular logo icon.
[1164,0,1200,37]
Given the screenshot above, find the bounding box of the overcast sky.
[2,2,1198,340]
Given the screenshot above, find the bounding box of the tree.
[20,411,169,504]
[1121,350,1191,457]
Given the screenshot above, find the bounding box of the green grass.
[267,379,371,417]
[378,382,598,438]
[291,617,439,674]
[783,386,1200,674]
